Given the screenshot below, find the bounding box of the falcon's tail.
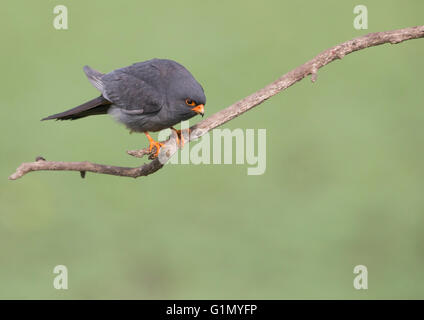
[42,96,112,121]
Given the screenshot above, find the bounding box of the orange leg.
[171,127,191,148]
[144,132,164,157]
[171,127,183,147]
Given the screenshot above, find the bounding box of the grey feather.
[102,62,165,115]
[83,65,105,92]
[42,96,111,121]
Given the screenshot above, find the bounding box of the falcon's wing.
[102,63,165,115]
[83,65,105,92]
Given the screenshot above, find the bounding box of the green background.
[1,0,423,299]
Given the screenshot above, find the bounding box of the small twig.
[126,148,151,159]
[9,25,424,180]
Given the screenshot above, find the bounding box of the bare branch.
[8,157,163,180]
[9,25,424,180]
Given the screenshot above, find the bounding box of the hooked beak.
[191,104,205,117]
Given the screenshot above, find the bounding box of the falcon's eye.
[185,99,196,107]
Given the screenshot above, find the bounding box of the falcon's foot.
[171,127,191,148]
[144,132,164,158]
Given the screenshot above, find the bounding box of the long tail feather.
[42,96,111,121]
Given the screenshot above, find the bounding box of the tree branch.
[9,25,424,180]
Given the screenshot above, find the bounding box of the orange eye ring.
[185,99,196,107]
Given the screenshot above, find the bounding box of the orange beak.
[191,104,205,117]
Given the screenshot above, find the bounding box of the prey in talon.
[42,59,206,158]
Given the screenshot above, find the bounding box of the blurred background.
[1,0,423,299]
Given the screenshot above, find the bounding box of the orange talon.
[171,127,191,148]
[144,132,164,157]
[171,127,183,148]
